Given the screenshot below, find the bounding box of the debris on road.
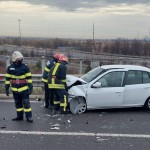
[51,123,60,127]
[36,98,41,101]
[23,129,29,131]
[50,127,60,130]
[67,120,71,123]
[0,125,6,129]
[95,137,109,142]
[129,119,133,121]
[85,121,88,124]
[45,114,51,117]
[3,117,7,120]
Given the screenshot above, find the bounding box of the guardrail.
[0,74,82,88]
[0,74,43,88]
[0,74,82,99]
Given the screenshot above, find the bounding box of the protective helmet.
[12,51,24,62]
[59,54,68,63]
[53,53,61,60]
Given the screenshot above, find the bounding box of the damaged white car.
[67,65,150,114]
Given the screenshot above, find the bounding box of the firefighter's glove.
[28,84,33,95]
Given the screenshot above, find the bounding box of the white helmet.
[12,51,24,62]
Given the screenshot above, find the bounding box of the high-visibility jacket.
[42,59,56,83]
[48,62,67,89]
[5,63,32,93]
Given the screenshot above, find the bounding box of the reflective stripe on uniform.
[48,62,66,89]
[60,95,67,111]
[48,84,65,89]
[5,81,10,84]
[25,72,32,77]
[45,67,50,72]
[42,78,48,83]
[27,79,32,83]
[61,79,66,83]
[11,86,28,92]
[5,73,12,78]
[11,75,26,79]
[17,108,24,112]
[53,101,60,104]
[24,108,32,112]
[52,63,60,75]
[49,63,62,88]
[52,78,55,84]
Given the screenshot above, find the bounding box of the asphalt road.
[0,100,150,150]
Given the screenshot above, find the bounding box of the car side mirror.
[92,82,102,88]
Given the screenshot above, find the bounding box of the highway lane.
[0,100,150,150]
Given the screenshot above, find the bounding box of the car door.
[123,70,150,106]
[86,71,125,109]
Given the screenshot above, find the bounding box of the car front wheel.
[144,98,150,110]
[69,97,87,114]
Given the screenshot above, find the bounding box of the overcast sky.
[0,0,150,39]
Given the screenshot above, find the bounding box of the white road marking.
[0,100,41,103]
[0,130,150,138]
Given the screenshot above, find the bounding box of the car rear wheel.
[144,98,150,110]
[69,97,87,114]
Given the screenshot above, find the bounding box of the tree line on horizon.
[0,37,150,57]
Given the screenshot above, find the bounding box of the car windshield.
[81,67,104,83]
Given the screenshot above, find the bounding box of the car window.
[142,71,150,83]
[81,67,104,83]
[126,70,142,85]
[98,71,125,87]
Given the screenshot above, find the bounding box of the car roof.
[100,65,150,72]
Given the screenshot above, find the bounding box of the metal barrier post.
[41,56,45,74]
[79,59,83,74]
[6,56,10,69]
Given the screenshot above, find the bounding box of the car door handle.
[115,92,123,93]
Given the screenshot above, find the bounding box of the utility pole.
[91,23,95,61]
[92,23,95,54]
[18,19,22,47]
[137,30,139,39]
[149,28,150,39]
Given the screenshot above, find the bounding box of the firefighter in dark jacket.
[48,54,68,114]
[5,51,33,122]
[42,53,61,108]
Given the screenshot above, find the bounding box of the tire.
[144,98,150,110]
[69,97,87,114]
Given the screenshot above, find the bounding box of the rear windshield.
[81,67,105,83]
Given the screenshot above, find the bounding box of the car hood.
[67,75,88,102]
[66,75,87,88]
